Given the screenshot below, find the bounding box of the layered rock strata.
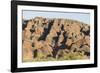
[22,17,90,62]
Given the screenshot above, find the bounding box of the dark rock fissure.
[38,20,54,41]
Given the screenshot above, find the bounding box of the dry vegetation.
[22,17,90,62]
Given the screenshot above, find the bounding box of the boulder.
[22,40,33,60]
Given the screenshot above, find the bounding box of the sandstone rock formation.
[22,17,90,62]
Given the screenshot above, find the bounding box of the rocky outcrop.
[22,17,90,62]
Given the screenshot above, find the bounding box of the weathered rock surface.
[22,17,90,62]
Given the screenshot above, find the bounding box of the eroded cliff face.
[22,17,90,62]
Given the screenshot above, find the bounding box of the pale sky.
[22,10,90,24]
